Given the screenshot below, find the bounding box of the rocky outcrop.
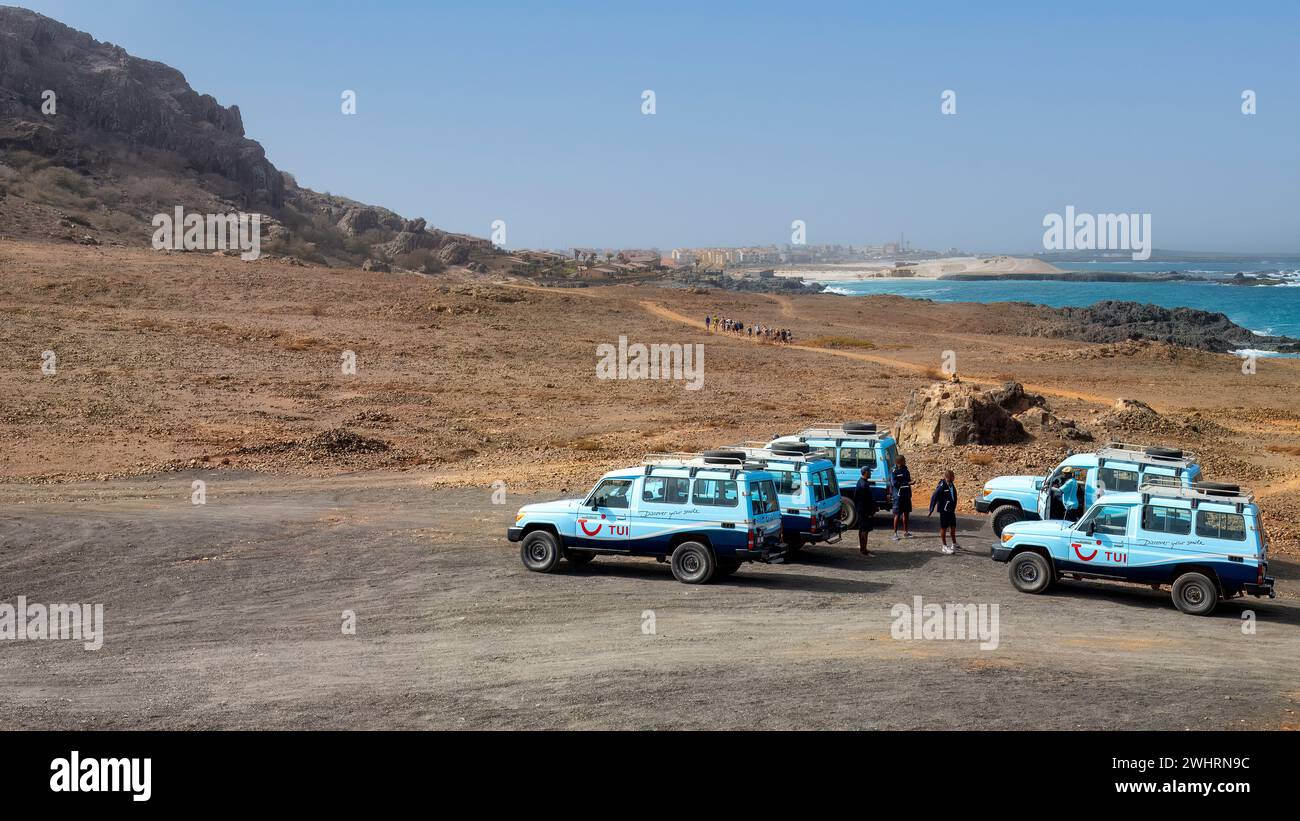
[1040,301,1298,353]
[0,7,500,267]
[0,6,283,208]
[895,381,1088,446]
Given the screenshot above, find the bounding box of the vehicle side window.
[693,478,738,507]
[839,447,876,470]
[1196,510,1247,541]
[589,479,633,509]
[642,476,689,505]
[1141,504,1191,535]
[823,469,839,495]
[1080,504,1131,536]
[809,469,827,502]
[750,481,780,515]
[1098,467,1138,493]
[772,470,801,496]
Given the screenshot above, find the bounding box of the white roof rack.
[722,443,832,464]
[794,423,891,440]
[1140,477,1254,506]
[1097,442,1197,469]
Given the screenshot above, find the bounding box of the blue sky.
[16,0,1300,252]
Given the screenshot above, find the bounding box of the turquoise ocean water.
[817,257,1300,343]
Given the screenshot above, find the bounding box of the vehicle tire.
[842,422,876,433]
[1008,551,1053,594]
[1199,482,1240,497]
[701,449,746,464]
[714,558,742,577]
[838,497,858,529]
[565,549,595,566]
[991,506,1023,536]
[770,442,810,455]
[1144,446,1183,459]
[1172,572,1218,616]
[670,541,716,584]
[520,531,562,573]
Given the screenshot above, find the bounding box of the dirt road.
[1,473,1296,730]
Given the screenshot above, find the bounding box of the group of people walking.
[851,456,963,558]
[704,314,793,343]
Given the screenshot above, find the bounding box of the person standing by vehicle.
[890,455,914,540]
[929,470,959,554]
[853,468,879,557]
[1060,467,1082,523]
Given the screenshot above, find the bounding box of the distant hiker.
[705,314,711,331]
[1060,467,1082,523]
[854,468,880,556]
[929,470,959,554]
[890,455,914,540]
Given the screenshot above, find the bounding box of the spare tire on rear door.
[701,450,746,464]
[1144,446,1183,459]
[842,422,876,434]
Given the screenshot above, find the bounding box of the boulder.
[361,258,390,273]
[337,207,382,236]
[895,381,1033,446]
[438,242,471,266]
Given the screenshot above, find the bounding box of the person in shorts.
[853,467,879,557]
[890,455,913,540]
[929,469,959,554]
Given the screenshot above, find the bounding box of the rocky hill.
[0,5,498,270]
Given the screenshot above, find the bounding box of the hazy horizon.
[14,0,1300,253]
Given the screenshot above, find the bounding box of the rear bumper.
[802,519,843,544]
[506,527,523,542]
[991,543,1012,562]
[735,546,786,563]
[1244,578,1276,598]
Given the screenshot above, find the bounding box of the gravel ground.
[1,472,1296,730]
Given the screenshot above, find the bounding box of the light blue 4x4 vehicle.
[718,443,842,552]
[993,478,1275,615]
[508,452,784,584]
[977,442,1202,536]
[767,422,897,529]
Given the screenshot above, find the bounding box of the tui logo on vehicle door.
[1071,542,1127,564]
[1071,542,1098,562]
[578,515,628,538]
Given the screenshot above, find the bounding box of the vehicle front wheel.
[992,506,1023,536]
[1008,551,1053,594]
[838,497,858,529]
[670,541,716,584]
[1172,572,1218,616]
[565,550,595,566]
[520,531,561,573]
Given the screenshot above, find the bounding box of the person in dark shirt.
[890,455,914,541]
[853,468,880,557]
[929,469,960,554]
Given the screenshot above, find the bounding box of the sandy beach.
[775,255,1066,282]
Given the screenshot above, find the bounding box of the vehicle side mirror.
[1034,479,1044,491]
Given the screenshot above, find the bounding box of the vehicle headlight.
[515,511,526,523]
[1001,532,1014,543]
